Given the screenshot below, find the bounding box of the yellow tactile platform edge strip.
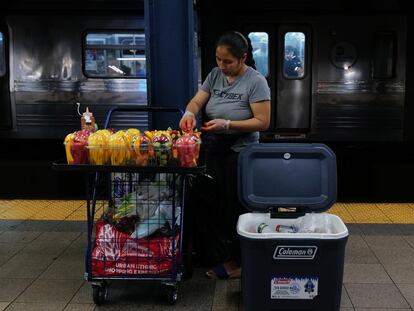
[0,200,105,221]
[329,203,414,224]
[0,200,414,223]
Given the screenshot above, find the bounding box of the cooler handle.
[270,206,306,219]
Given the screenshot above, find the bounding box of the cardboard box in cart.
[237,143,348,311]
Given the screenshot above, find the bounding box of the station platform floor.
[0,200,414,311]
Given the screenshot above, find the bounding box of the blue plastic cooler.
[237,143,348,311]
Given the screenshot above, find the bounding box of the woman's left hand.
[201,119,229,132]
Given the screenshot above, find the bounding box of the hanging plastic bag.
[130,200,181,239]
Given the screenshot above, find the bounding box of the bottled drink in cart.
[257,222,298,233]
[81,107,96,131]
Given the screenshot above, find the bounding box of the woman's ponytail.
[245,35,256,70]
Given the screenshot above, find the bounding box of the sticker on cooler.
[271,277,318,299]
[273,245,318,260]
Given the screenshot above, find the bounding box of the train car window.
[0,32,5,77]
[372,32,396,79]
[283,32,305,79]
[84,32,146,78]
[248,32,269,77]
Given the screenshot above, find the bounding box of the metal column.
[144,0,197,128]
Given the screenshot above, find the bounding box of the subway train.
[0,0,413,200]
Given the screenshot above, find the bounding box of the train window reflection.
[283,32,305,79]
[0,32,5,77]
[84,32,146,78]
[248,32,269,77]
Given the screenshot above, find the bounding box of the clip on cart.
[237,143,348,311]
[53,107,204,305]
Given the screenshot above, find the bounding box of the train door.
[277,25,311,133]
[0,24,12,129]
[246,24,312,136]
[244,25,274,128]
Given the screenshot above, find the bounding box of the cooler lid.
[238,143,337,214]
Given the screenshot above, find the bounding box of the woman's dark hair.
[216,31,256,69]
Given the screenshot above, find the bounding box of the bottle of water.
[275,224,298,233]
[257,222,298,233]
[257,223,273,233]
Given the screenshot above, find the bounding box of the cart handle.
[103,106,184,129]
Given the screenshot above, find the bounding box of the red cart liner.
[92,220,180,276]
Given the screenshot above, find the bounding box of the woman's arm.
[201,100,271,132]
[185,89,210,115]
[229,100,270,131]
[179,89,210,131]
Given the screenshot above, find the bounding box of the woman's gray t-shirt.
[200,66,270,151]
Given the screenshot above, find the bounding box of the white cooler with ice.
[237,143,348,311]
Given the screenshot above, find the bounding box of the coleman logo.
[273,246,317,260]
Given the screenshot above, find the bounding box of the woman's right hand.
[179,111,197,132]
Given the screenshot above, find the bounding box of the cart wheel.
[165,286,178,305]
[92,284,107,305]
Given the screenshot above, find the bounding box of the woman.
[179,31,271,279]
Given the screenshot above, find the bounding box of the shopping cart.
[53,107,204,305]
